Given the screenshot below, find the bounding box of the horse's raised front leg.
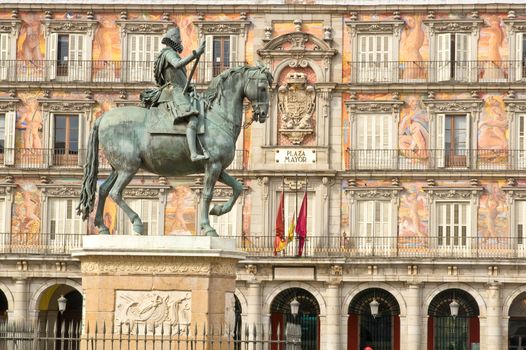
[109,170,144,235]
[200,161,222,237]
[209,170,243,216]
[94,171,118,235]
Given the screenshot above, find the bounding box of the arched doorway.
[427,288,479,350]
[347,288,400,350]
[0,289,8,321]
[270,287,320,350]
[508,292,526,349]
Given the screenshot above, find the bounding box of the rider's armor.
[152,27,208,161]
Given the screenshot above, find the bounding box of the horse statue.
[76,64,273,236]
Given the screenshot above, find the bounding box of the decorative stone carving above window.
[39,99,96,115]
[42,19,98,36]
[422,98,484,114]
[422,186,483,204]
[423,19,483,35]
[123,185,170,201]
[194,20,250,37]
[502,19,526,34]
[345,20,404,37]
[116,20,172,36]
[504,99,526,114]
[278,72,315,144]
[0,98,19,112]
[0,19,21,36]
[345,186,403,204]
[345,100,404,116]
[40,185,82,198]
[502,186,526,202]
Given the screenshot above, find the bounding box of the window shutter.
[516,33,524,81]
[465,113,471,167]
[47,113,55,166]
[77,115,86,166]
[128,34,139,81]
[518,114,526,168]
[0,33,9,80]
[204,36,214,82]
[436,33,451,81]
[518,201,526,245]
[455,33,469,81]
[229,35,238,68]
[436,113,446,167]
[48,33,58,80]
[69,34,86,81]
[4,111,15,165]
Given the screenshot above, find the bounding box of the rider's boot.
[186,118,209,162]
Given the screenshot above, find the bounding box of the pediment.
[258,31,337,57]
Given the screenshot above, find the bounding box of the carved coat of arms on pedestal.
[278,72,315,144]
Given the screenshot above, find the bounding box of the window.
[0,33,8,80]
[436,33,470,81]
[212,36,231,77]
[118,199,159,235]
[0,104,16,166]
[357,201,391,253]
[436,114,470,168]
[127,34,161,82]
[48,33,87,81]
[518,114,526,168]
[356,114,394,168]
[0,113,5,153]
[514,32,526,80]
[357,34,392,82]
[49,198,83,236]
[437,202,468,249]
[517,201,526,247]
[53,114,79,166]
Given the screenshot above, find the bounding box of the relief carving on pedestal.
[114,291,191,334]
[278,72,315,144]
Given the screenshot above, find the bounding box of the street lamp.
[57,295,67,314]
[290,298,300,317]
[369,299,379,319]
[449,299,459,318]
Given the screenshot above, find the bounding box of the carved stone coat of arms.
[278,72,315,144]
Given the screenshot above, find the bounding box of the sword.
[183,46,202,94]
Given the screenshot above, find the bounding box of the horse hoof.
[99,228,110,235]
[204,227,218,237]
[209,205,223,216]
[132,223,145,235]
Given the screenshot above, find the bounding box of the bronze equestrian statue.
[77,27,273,237]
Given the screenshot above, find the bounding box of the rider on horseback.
[144,27,209,162]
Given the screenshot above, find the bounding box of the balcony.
[2,233,524,259]
[348,60,526,84]
[236,235,526,259]
[0,60,246,85]
[0,232,82,255]
[345,148,525,172]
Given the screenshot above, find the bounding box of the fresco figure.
[16,108,42,149]
[479,96,507,152]
[19,13,43,60]
[400,16,425,80]
[399,96,429,160]
[483,16,506,80]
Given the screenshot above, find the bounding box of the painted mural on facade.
[164,184,196,235]
[12,182,41,236]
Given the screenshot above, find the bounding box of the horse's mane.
[203,65,273,109]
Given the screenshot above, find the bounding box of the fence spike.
[86,321,90,338]
[53,319,58,338]
[102,319,106,336]
[94,320,98,336]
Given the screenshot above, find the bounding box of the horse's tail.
[77,117,101,221]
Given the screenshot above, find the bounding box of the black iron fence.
[0,60,246,84]
[348,60,526,83]
[345,149,526,171]
[0,320,302,350]
[1,233,526,259]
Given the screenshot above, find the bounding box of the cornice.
[345,100,404,113]
[345,186,403,200]
[423,18,484,34]
[422,186,483,200]
[0,98,20,111]
[38,99,96,113]
[116,20,172,35]
[193,20,251,35]
[345,19,404,36]
[42,19,98,36]
[0,19,21,35]
[422,98,484,112]
[503,99,526,113]
[503,19,526,33]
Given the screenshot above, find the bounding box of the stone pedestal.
[72,235,245,332]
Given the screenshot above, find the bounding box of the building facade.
[1,1,526,349]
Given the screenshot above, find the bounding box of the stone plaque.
[114,290,191,334]
[273,267,315,280]
[275,149,317,164]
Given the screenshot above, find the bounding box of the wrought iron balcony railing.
[348,60,526,83]
[0,232,83,255]
[345,148,526,171]
[0,148,247,170]
[235,235,526,259]
[2,233,525,259]
[0,60,246,84]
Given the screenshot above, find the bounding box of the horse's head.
[245,63,273,123]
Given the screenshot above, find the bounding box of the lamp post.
[369,298,379,319]
[57,295,67,314]
[286,298,301,349]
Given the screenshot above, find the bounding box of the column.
[405,283,422,350]
[246,281,262,331]
[325,282,341,349]
[486,283,501,350]
[12,278,28,321]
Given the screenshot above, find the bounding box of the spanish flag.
[287,212,296,242]
[274,191,286,255]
